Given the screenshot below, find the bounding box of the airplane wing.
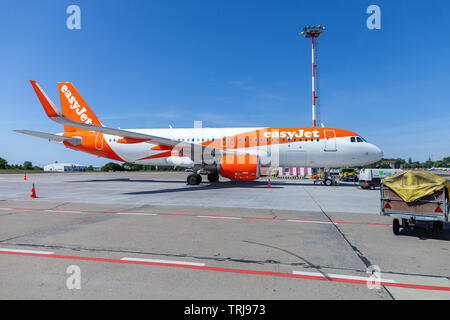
[14,129,81,145]
[51,115,183,146]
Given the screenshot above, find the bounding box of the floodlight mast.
[301,25,325,127]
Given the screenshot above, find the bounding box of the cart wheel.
[437,221,444,230]
[392,218,400,235]
[401,219,409,229]
[432,222,441,239]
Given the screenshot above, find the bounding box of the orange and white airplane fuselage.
[16,81,383,184]
[62,127,382,168]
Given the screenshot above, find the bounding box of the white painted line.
[0,208,13,210]
[292,270,396,283]
[197,215,241,220]
[0,248,54,255]
[116,212,157,216]
[121,257,205,267]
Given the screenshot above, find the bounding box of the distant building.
[277,167,317,178]
[380,160,402,169]
[44,163,87,172]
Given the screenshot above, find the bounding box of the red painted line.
[0,206,390,226]
[0,250,448,292]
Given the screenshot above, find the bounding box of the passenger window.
[350,137,356,142]
[316,138,319,142]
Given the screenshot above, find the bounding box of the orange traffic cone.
[267,178,271,189]
[29,183,37,198]
[24,173,27,180]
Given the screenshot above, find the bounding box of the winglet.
[29,80,61,118]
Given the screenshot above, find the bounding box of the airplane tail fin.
[57,82,102,132]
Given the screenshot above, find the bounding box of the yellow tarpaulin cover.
[381,170,450,203]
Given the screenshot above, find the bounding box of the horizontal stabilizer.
[14,129,81,145]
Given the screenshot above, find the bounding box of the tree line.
[0,157,41,170]
[100,162,184,172]
[2,156,449,172]
[364,157,450,169]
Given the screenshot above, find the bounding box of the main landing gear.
[187,173,202,185]
[207,172,219,183]
[186,172,220,185]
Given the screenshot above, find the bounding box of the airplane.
[15,81,383,185]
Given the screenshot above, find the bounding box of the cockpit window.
[350,137,356,142]
[356,137,363,142]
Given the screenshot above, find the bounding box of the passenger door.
[324,130,337,152]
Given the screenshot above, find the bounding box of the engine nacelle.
[218,154,261,181]
[166,156,194,167]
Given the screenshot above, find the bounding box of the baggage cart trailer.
[380,184,448,239]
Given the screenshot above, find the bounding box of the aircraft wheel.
[324,179,332,186]
[207,172,219,183]
[187,174,201,185]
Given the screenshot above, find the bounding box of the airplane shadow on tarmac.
[120,180,361,196]
[121,180,283,196]
[67,178,183,183]
[68,178,359,188]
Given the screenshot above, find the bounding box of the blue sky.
[1,0,449,167]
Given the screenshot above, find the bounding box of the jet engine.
[218,154,260,181]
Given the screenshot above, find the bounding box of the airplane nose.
[370,144,383,162]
